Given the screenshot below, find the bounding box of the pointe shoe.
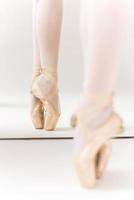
[31,66,44,129]
[31,67,61,131]
[73,94,123,188]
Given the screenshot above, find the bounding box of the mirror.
[0,0,134,138]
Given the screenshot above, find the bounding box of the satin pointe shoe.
[73,94,124,188]
[31,67,61,131]
[31,66,44,129]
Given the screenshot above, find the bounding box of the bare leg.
[74,0,126,188]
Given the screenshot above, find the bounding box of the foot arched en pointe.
[73,95,123,188]
[31,66,61,131]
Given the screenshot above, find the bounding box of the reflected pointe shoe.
[31,66,44,129]
[31,67,61,131]
[73,94,124,188]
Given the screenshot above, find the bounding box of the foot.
[31,67,61,131]
[31,66,44,129]
[73,94,123,188]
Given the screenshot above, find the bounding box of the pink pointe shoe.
[31,66,61,131]
[73,94,124,188]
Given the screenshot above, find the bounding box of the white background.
[0,0,134,99]
[0,1,134,197]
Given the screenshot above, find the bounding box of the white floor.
[0,139,134,200]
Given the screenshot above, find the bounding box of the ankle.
[41,66,58,81]
[82,92,113,106]
[77,93,114,129]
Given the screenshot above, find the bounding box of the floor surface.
[0,139,133,200]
